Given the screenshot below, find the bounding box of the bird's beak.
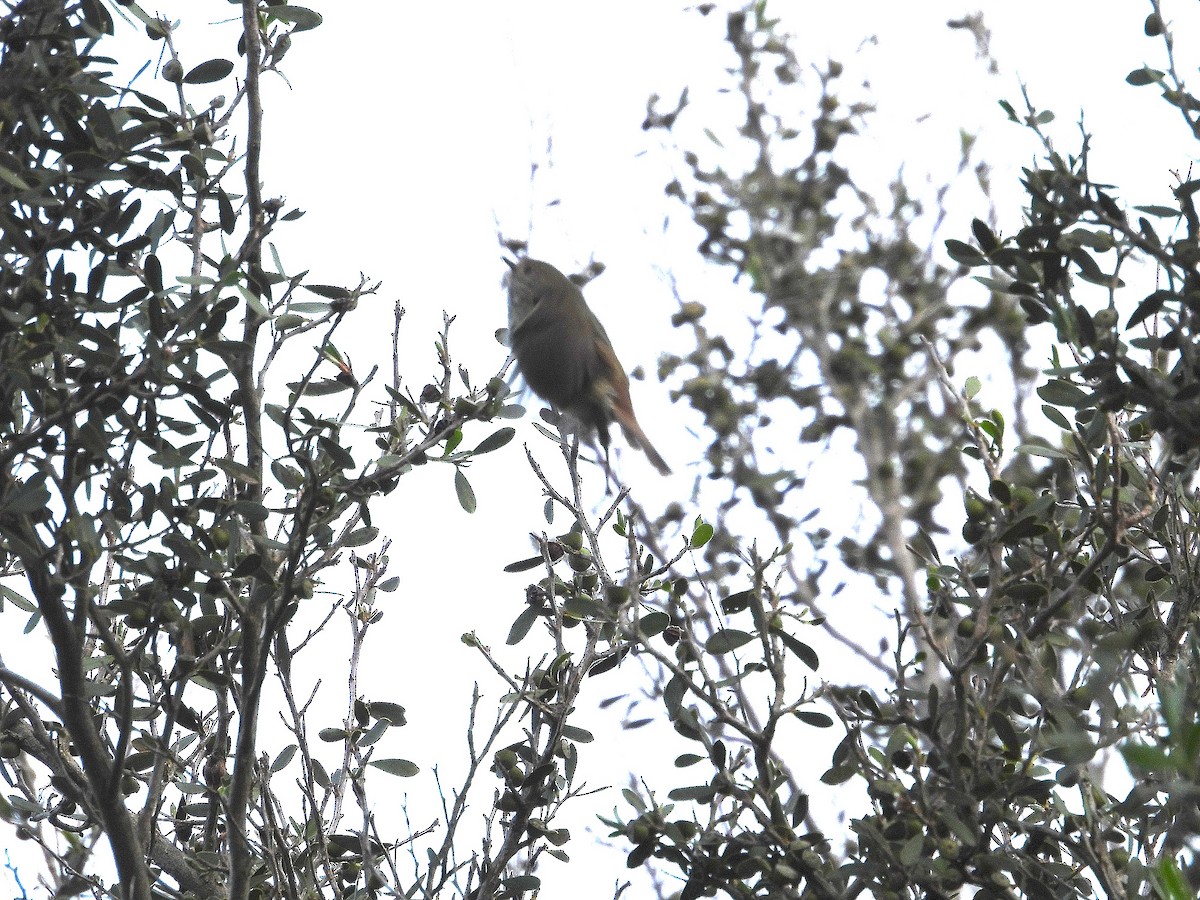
[503,258,516,271]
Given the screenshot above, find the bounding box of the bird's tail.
[613,407,672,475]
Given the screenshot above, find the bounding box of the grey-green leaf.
[369,758,419,777]
[184,59,234,84]
[455,468,477,513]
[472,427,515,455]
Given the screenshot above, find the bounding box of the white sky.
[4,1,1200,897]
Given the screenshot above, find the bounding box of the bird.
[504,257,671,475]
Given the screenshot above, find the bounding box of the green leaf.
[720,589,755,613]
[637,611,670,638]
[705,629,754,654]
[212,457,261,484]
[269,5,324,31]
[1154,856,1190,900]
[343,526,378,548]
[184,59,234,84]
[369,758,419,777]
[502,876,541,894]
[668,784,716,803]
[0,584,36,613]
[271,461,304,489]
[1134,204,1179,218]
[795,709,832,727]
[275,313,306,330]
[358,719,389,747]
[0,164,31,191]
[1126,289,1173,328]
[989,711,1023,756]
[908,528,940,564]
[144,253,163,293]
[471,427,515,455]
[299,378,352,396]
[560,724,593,743]
[0,475,51,514]
[370,702,406,725]
[564,596,609,620]
[939,809,978,845]
[1015,443,1069,460]
[900,833,924,868]
[1039,405,1072,431]
[270,745,298,773]
[1037,380,1090,408]
[231,500,270,523]
[507,605,540,645]
[455,468,476,513]
[1000,517,1048,542]
[970,218,998,251]
[775,629,819,670]
[318,435,355,469]
[84,679,116,697]
[820,764,856,785]
[944,238,986,265]
[1126,66,1165,86]
[304,283,352,299]
[663,674,688,721]
[626,842,655,868]
[1121,742,1169,775]
[587,646,630,676]
[1042,727,1097,765]
[217,187,236,233]
[503,554,545,574]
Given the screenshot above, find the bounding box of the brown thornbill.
[505,257,671,475]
